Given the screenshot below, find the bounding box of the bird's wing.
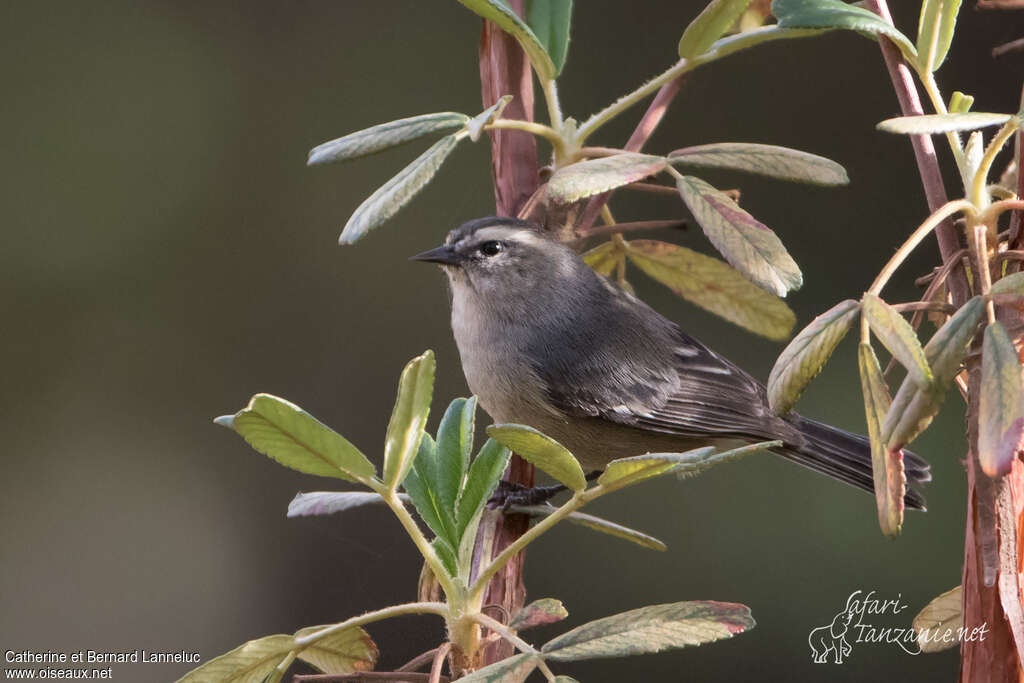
[632,333,801,441]
[528,280,799,442]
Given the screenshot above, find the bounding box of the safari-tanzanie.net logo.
[808,589,987,663]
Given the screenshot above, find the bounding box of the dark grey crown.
[445,216,539,245]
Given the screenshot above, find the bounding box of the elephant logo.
[808,594,858,664]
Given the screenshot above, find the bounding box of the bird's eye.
[479,241,504,257]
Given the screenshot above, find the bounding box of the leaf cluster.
[185,351,774,681]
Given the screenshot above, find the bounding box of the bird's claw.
[487,481,568,511]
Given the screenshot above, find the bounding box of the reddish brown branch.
[474,0,538,668]
[863,0,970,308]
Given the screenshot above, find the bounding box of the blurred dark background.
[2,1,1022,681]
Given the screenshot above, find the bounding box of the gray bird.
[412,216,929,509]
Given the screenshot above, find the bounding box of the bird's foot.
[488,481,568,511]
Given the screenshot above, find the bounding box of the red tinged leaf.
[858,343,905,536]
[978,322,1024,478]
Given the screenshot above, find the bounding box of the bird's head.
[410,217,584,297]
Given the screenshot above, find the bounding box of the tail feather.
[775,416,930,510]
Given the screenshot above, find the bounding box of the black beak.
[410,245,462,266]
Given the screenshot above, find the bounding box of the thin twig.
[891,301,958,314]
[396,648,441,673]
[998,249,1024,261]
[575,146,629,159]
[993,37,1024,58]
[621,182,680,196]
[577,219,688,240]
[427,643,451,683]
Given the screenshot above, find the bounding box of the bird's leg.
[488,471,602,510]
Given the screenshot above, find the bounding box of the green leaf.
[913,585,963,653]
[772,0,917,62]
[768,299,860,415]
[293,626,378,675]
[402,435,457,545]
[883,296,984,449]
[433,536,459,576]
[582,240,623,277]
[962,131,984,188]
[383,350,436,490]
[307,113,469,166]
[526,0,573,75]
[625,239,796,340]
[509,598,570,631]
[669,143,849,186]
[877,112,1013,135]
[486,424,587,491]
[678,0,754,58]
[597,443,775,490]
[858,343,903,537]
[455,439,512,540]
[978,322,1024,478]
[704,24,824,59]
[511,505,667,551]
[547,153,668,203]
[599,449,715,489]
[287,491,390,517]
[340,135,461,244]
[676,175,802,297]
[917,0,961,72]
[456,653,539,683]
[224,394,376,482]
[542,601,754,660]
[949,91,974,114]
[175,635,295,683]
[457,0,557,80]
[862,293,933,388]
[436,397,477,514]
[466,96,513,142]
[991,272,1024,296]
[553,678,580,683]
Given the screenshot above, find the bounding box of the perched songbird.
[412,216,929,508]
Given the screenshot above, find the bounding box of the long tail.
[775,415,931,510]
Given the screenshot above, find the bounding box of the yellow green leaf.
[624,239,795,340]
[383,351,435,489]
[767,299,860,415]
[220,394,376,482]
[486,423,586,491]
[582,240,623,277]
[293,626,378,674]
[858,343,904,537]
[678,0,753,58]
[883,296,984,449]
[175,635,295,683]
[676,175,802,296]
[862,293,933,389]
[542,601,754,660]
